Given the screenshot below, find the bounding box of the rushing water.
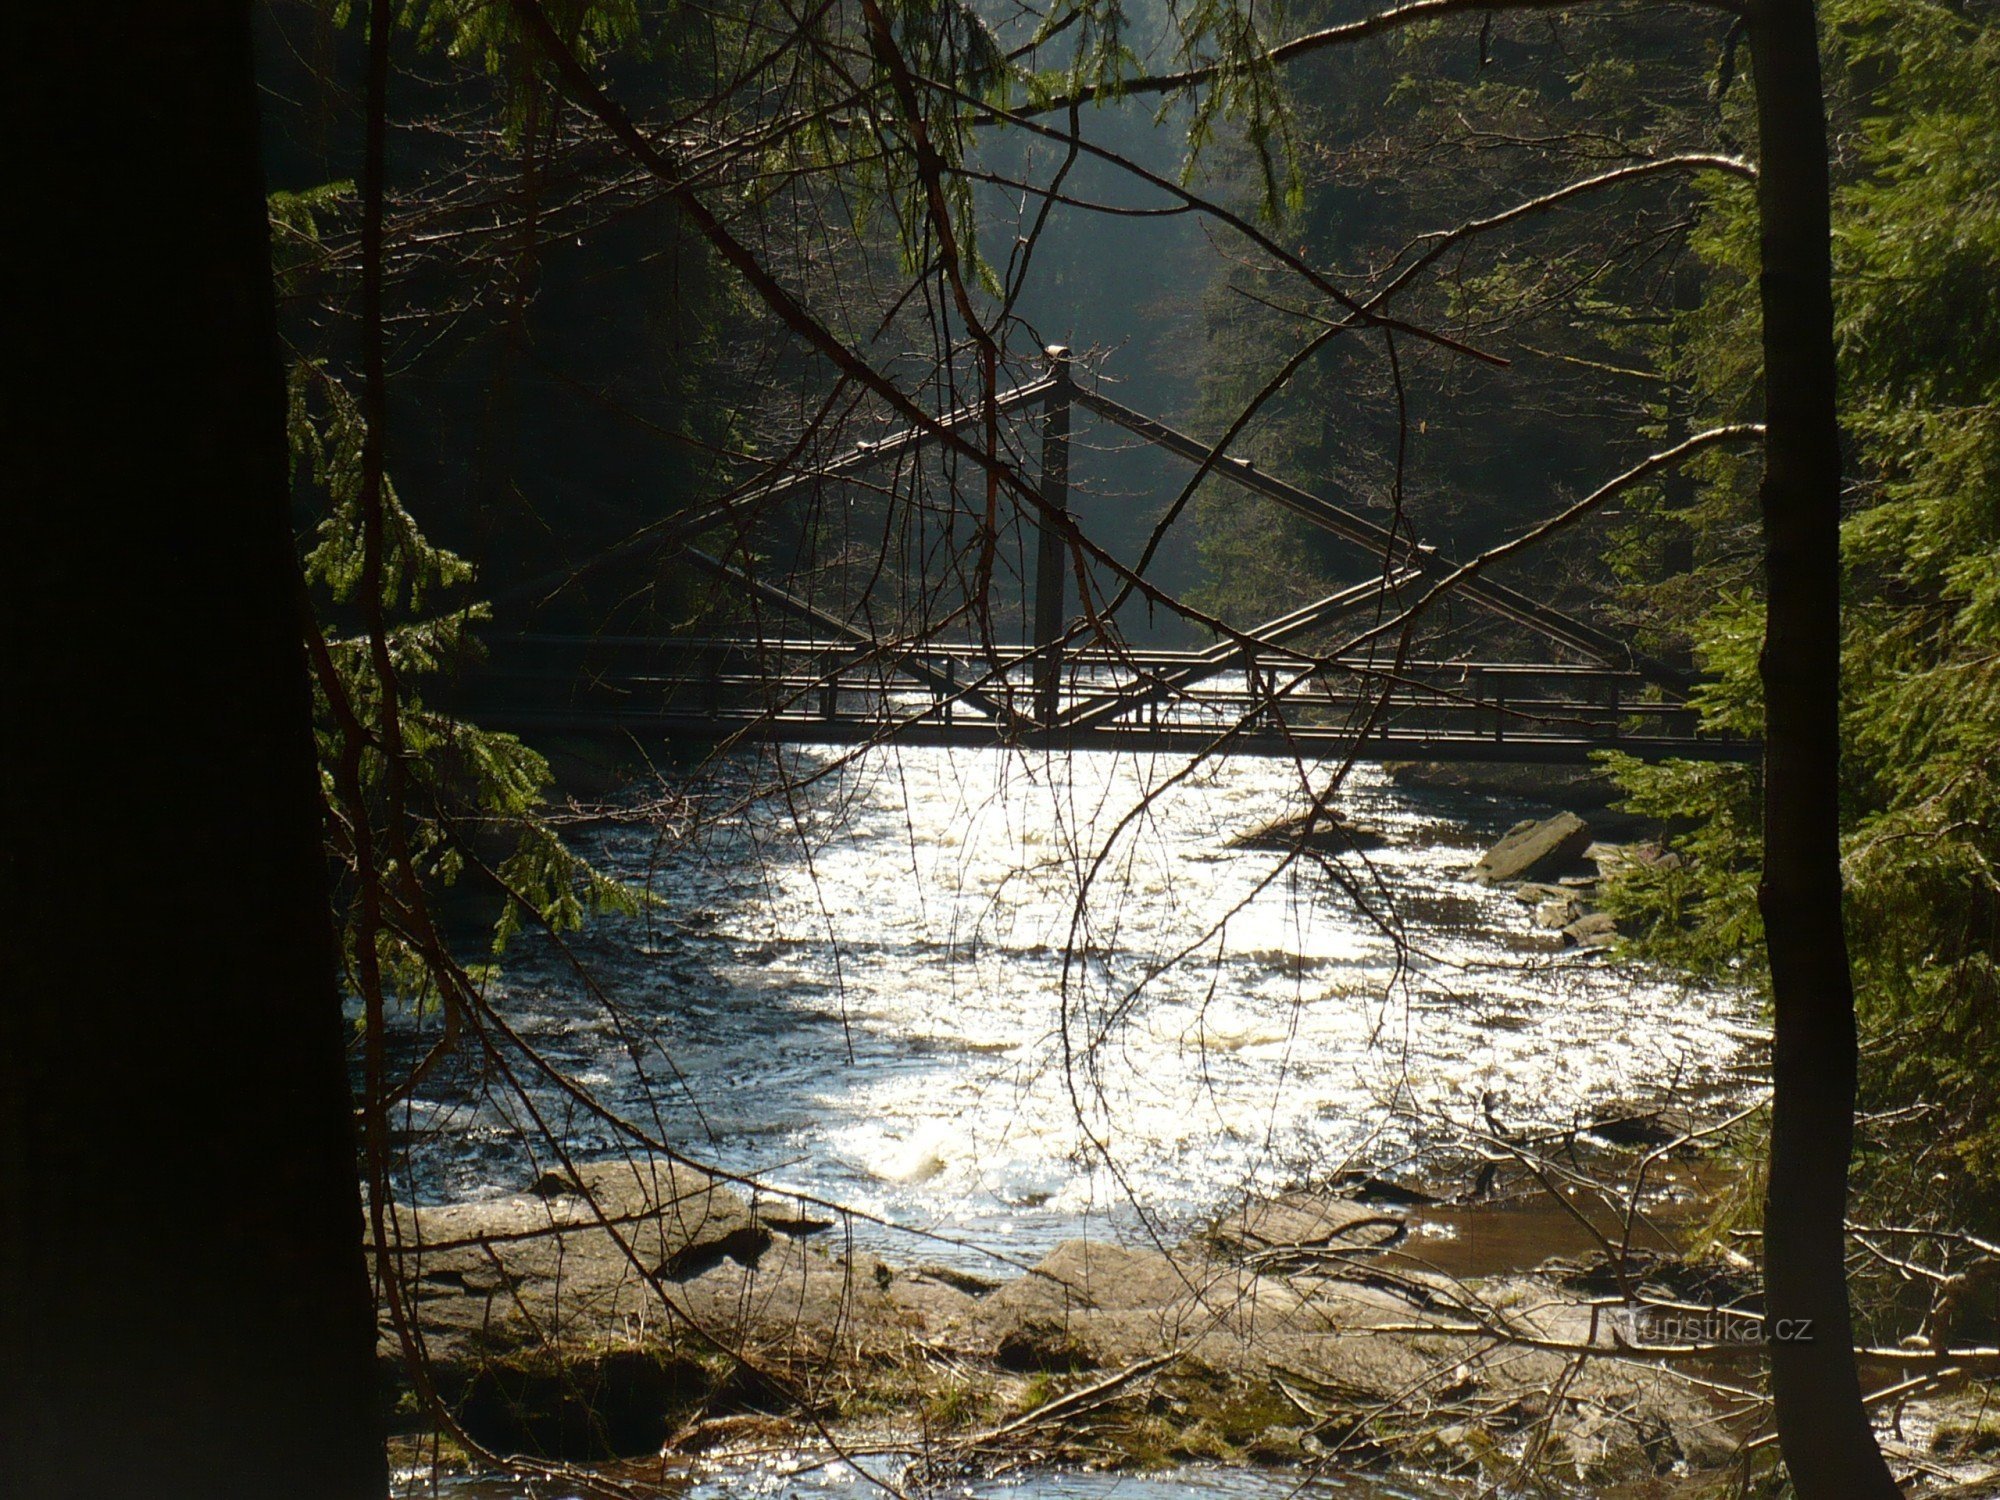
[390,741,1757,1269]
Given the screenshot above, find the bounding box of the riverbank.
[375,1130,2000,1497]
[385,1155,1701,1485]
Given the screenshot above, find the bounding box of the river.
[388,740,1758,1273]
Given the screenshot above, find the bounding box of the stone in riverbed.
[1512,881,1571,905]
[1562,911,1619,949]
[1207,1193,1406,1263]
[1534,897,1583,929]
[1474,812,1593,885]
[982,1240,1183,1324]
[1229,807,1386,852]
[1589,839,1683,877]
[994,1316,1099,1373]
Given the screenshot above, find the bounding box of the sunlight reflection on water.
[394,745,1756,1267]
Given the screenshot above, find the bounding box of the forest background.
[6,0,1993,1494]
[266,0,1999,1336]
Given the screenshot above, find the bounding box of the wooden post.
[1243,647,1270,728]
[1032,345,1072,726]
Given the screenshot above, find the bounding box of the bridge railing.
[465,351,1754,762]
[463,632,1714,752]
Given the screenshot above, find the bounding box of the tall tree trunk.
[1749,0,1899,1493]
[1,7,388,1498]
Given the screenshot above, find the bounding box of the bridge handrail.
[482,633,1662,682]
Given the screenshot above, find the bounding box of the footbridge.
[470,350,1757,766]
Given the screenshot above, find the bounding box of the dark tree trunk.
[1749,0,1900,1492]
[1,8,388,1499]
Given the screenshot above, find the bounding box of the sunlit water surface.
[391,745,1757,1267]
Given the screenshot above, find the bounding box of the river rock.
[977,1242,1174,1373]
[981,1240,1182,1328]
[390,1157,858,1371]
[1474,812,1593,885]
[1562,911,1619,949]
[1207,1192,1405,1265]
[1534,896,1583,929]
[1588,839,1683,878]
[1229,807,1385,852]
[1036,1239,1191,1309]
[1511,881,1571,905]
[994,1317,1099,1373]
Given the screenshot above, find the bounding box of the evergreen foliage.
[1602,0,2000,1274]
[290,361,638,1013]
[1188,6,1732,632]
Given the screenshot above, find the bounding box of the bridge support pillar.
[1032,346,1072,727]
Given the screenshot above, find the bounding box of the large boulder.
[392,1159,839,1369]
[1474,812,1593,885]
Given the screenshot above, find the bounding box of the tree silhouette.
[2,6,387,1497]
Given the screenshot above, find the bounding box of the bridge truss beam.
[476,352,1746,766]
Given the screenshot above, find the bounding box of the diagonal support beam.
[496,376,1056,610]
[685,549,1033,731]
[1059,567,1425,730]
[1074,387,1691,693]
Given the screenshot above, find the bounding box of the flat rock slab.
[1207,1193,1406,1260]
[390,1160,918,1369]
[1475,812,1593,885]
[1563,911,1619,949]
[1229,808,1386,852]
[989,1240,1197,1316]
[1535,896,1583,929]
[379,1176,1744,1480]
